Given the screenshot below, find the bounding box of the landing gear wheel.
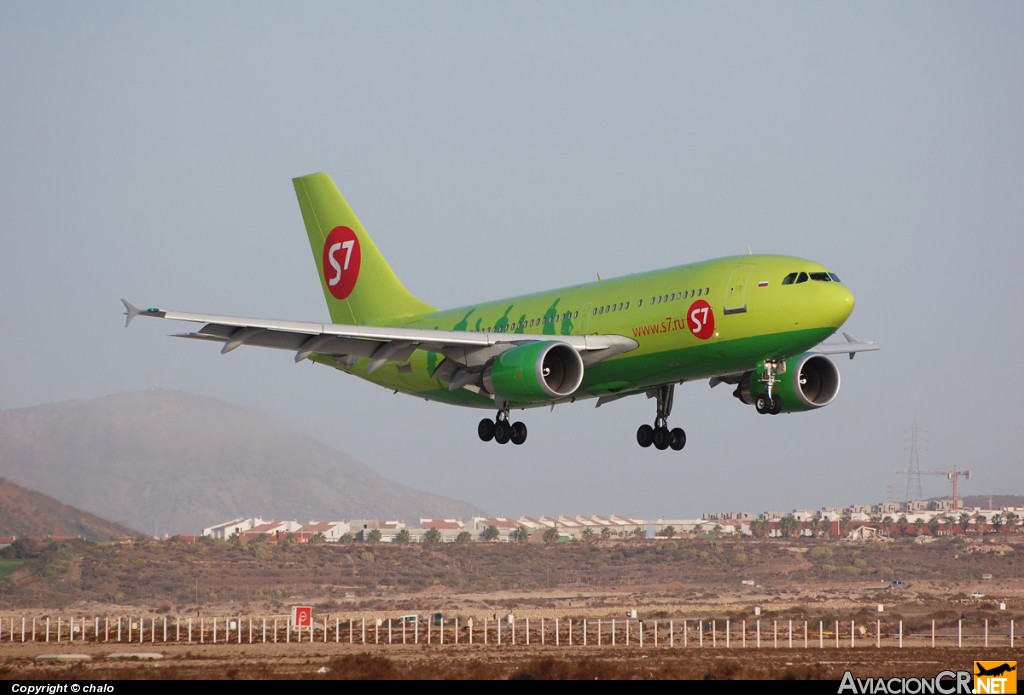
[636,424,654,448]
[755,395,770,414]
[670,428,686,451]
[510,421,528,445]
[493,420,512,444]
[768,395,782,415]
[478,418,495,442]
[653,426,672,450]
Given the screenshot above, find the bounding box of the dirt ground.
[2,538,1020,680]
[1,581,1020,681]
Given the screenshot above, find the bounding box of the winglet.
[122,299,167,327]
[122,299,142,328]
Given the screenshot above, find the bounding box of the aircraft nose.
[831,283,856,327]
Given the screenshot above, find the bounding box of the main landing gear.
[754,360,783,415]
[636,384,686,452]
[478,406,528,446]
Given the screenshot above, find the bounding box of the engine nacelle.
[482,341,585,404]
[733,353,841,413]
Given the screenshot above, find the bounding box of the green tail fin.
[293,172,436,325]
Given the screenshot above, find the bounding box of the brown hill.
[0,477,139,540]
[0,390,483,536]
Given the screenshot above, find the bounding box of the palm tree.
[661,525,676,539]
[958,513,971,534]
[423,527,442,544]
[990,514,1003,534]
[394,529,411,543]
[366,528,382,543]
[779,515,800,538]
[1004,511,1018,533]
[480,525,500,542]
[456,531,473,543]
[542,527,560,544]
[581,527,595,543]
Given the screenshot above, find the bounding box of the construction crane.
[895,465,971,511]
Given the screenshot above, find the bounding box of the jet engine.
[482,341,584,404]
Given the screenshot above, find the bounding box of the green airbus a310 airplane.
[124,172,877,452]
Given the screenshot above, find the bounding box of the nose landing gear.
[754,359,783,415]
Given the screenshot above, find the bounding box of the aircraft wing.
[122,300,638,383]
[811,332,879,360]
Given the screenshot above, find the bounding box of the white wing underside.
[122,300,638,384]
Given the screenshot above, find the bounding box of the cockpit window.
[784,270,842,285]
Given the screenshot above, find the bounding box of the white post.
[711,620,715,648]
[984,619,988,648]
[957,620,962,648]
[876,620,880,648]
[555,618,559,646]
[850,620,855,648]
[932,620,935,648]
[756,619,761,648]
[583,619,587,647]
[788,620,793,649]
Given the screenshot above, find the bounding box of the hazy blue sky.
[3,2,1022,522]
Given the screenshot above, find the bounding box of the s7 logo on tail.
[323,226,361,299]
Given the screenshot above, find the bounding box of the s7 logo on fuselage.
[323,226,361,299]
[687,299,715,340]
